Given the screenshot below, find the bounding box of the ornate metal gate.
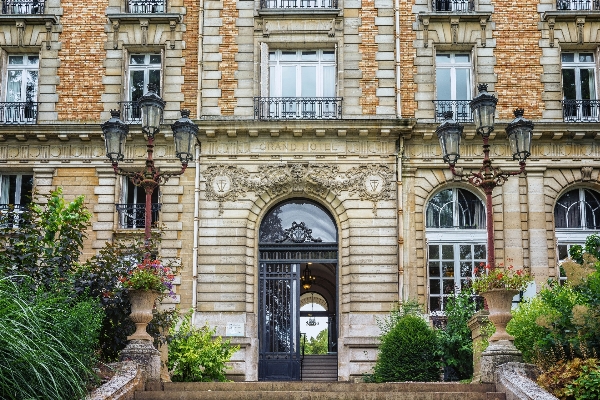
[258,262,300,380]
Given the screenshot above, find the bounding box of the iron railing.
[127,0,165,13]
[1,0,44,14]
[0,102,38,124]
[562,99,600,122]
[115,203,161,229]
[557,0,600,10]
[433,100,473,123]
[254,97,342,120]
[0,204,28,228]
[260,0,338,9]
[119,101,141,124]
[433,0,474,12]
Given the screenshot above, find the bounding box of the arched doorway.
[258,199,338,381]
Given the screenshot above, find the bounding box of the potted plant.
[119,258,175,341]
[471,263,532,342]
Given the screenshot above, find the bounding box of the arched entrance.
[258,199,338,381]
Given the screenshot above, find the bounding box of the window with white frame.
[562,52,598,121]
[435,53,472,122]
[426,188,486,312]
[127,0,165,13]
[266,49,337,118]
[0,174,33,227]
[555,187,600,282]
[3,55,38,123]
[116,178,160,229]
[125,54,161,121]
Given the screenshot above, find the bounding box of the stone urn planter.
[127,290,159,341]
[481,289,519,342]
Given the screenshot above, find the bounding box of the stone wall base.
[120,340,161,386]
[479,340,522,384]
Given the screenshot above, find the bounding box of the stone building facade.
[0,0,598,382]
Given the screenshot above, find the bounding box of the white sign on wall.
[226,323,244,337]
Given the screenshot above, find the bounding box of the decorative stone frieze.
[203,163,394,215]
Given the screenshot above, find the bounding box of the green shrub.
[0,278,103,400]
[566,359,600,400]
[372,314,441,382]
[537,358,599,399]
[168,311,240,382]
[438,290,478,381]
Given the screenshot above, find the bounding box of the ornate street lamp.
[437,84,534,267]
[101,85,198,245]
[301,264,317,290]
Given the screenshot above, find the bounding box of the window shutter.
[260,42,269,98]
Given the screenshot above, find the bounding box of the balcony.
[127,0,165,13]
[1,0,44,15]
[562,99,600,122]
[0,102,38,124]
[260,0,338,9]
[557,0,600,10]
[432,0,474,12]
[433,100,473,123]
[0,204,28,228]
[119,101,141,124]
[116,203,161,229]
[254,97,342,120]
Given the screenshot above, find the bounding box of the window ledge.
[418,11,491,22]
[0,14,58,24]
[543,10,600,22]
[107,12,182,24]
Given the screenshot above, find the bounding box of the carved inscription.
[203,163,395,216]
[204,140,390,156]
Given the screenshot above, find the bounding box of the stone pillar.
[479,341,523,384]
[120,340,161,388]
[467,309,489,383]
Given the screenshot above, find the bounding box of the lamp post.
[436,84,534,267]
[101,84,199,247]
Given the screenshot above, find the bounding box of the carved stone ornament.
[203,163,394,215]
[276,221,322,243]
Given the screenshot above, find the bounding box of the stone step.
[135,382,505,400]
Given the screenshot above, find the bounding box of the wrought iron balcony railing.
[0,204,28,228]
[562,99,600,122]
[1,0,44,14]
[119,101,141,124]
[254,97,342,120]
[0,102,38,124]
[260,0,338,9]
[116,203,161,229]
[557,0,600,10]
[127,0,165,13]
[433,0,474,12]
[433,100,473,123]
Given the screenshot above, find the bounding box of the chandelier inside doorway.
[301,263,316,290]
[306,293,319,326]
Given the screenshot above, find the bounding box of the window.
[123,53,161,122]
[0,174,33,227]
[127,0,165,13]
[261,0,337,9]
[555,188,600,283]
[116,178,160,229]
[562,52,598,122]
[260,49,340,119]
[2,55,38,124]
[2,0,45,15]
[557,0,599,11]
[434,0,474,12]
[426,188,486,312]
[435,53,472,122]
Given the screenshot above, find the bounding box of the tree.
[305,329,328,355]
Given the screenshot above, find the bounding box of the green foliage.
[168,311,240,382]
[471,264,532,293]
[304,329,328,355]
[438,290,478,381]
[566,360,600,400]
[0,277,103,400]
[371,314,441,382]
[0,188,91,290]
[537,358,599,399]
[376,300,424,336]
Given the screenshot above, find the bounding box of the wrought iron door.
[258,262,300,380]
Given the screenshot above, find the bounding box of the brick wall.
[493,0,544,120]
[56,1,108,121]
[399,1,416,118]
[218,0,238,115]
[182,0,199,115]
[358,1,378,115]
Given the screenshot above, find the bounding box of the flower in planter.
[119,258,175,296]
[471,263,533,294]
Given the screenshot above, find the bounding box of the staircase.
[134,381,506,399]
[302,354,338,381]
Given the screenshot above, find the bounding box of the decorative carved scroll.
[577,17,585,45]
[45,21,52,50]
[16,21,25,47]
[451,17,459,45]
[479,16,487,47]
[203,163,394,215]
[140,20,149,45]
[421,16,429,48]
[169,20,176,49]
[547,16,555,48]
[582,166,593,181]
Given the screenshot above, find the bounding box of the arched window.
[555,188,600,283]
[425,188,486,312]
